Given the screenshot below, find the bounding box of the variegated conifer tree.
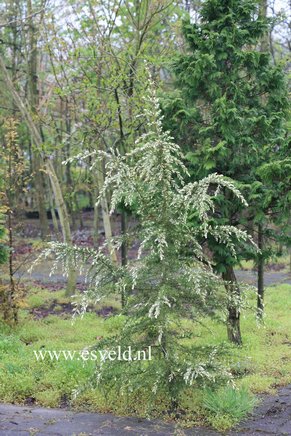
[38,78,254,409]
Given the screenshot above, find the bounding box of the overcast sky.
[268,0,291,13]
[273,0,290,12]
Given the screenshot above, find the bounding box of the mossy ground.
[0,281,290,431]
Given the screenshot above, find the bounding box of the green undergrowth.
[0,283,290,432]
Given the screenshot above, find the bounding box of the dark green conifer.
[163,0,289,340]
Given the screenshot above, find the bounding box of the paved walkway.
[0,385,290,435]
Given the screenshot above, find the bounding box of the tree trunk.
[93,186,100,247]
[121,210,127,266]
[8,210,17,323]
[96,160,117,263]
[46,160,77,295]
[5,130,17,324]
[114,87,128,274]
[256,0,267,317]
[257,223,264,318]
[34,155,49,239]
[222,265,242,345]
[259,0,269,53]
[27,0,49,239]
[48,187,59,236]
[64,99,77,230]
[121,210,127,307]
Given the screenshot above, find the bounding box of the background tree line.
[0,0,290,342]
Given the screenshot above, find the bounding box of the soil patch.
[29,299,117,319]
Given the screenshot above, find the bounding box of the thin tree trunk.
[64,99,77,229]
[222,265,242,345]
[259,0,269,52]
[114,87,127,307]
[34,155,49,239]
[3,209,18,323]
[47,161,77,295]
[3,1,18,324]
[72,192,83,230]
[121,211,127,267]
[6,136,17,324]
[27,0,49,239]
[93,186,100,247]
[256,1,268,318]
[96,160,117,263]
[48,187,59,236]
[121,210,127,307]
[8,210,17,323]
[257,223,264,318]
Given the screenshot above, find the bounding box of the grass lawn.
[0,282,290,431]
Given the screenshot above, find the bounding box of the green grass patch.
[203,386,258,430]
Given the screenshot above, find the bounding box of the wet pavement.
[0,384,290,435]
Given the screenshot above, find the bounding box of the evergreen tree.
[163,0,289,340]
[38,79,253,409]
